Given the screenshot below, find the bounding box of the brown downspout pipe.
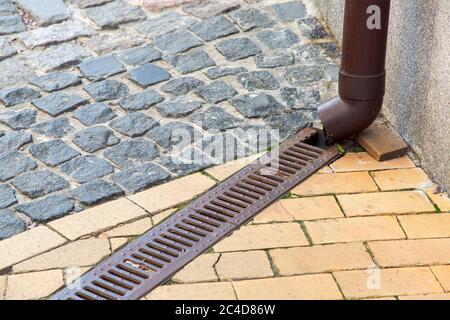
[318,0,391,141]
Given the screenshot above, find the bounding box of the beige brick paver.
[426,187,450,211]
[398,214,450,239]
[109,237,129,251]
[49,198,147,240]
[214,223,308,252]
[234,274,343,300]
[0,226,66,271]
[145,282,236,300]
[215,251,273,280]
[399,293,450,300]
[431,266,450,291]
[337,191,434,217]
[129,173,215,213]
[205,154,261,181]
[173,254,219,284]
[13,238,111,273]
[63,266,91,286]
[330,152,415,172]
[6,270,64,300]
[281,196,344,221]
[334,267,443,299]
[292,172,378,196]
[305,216,405,244]
[152,208,176,225]
[270,243,373,276]
[100,218,153,238]
[0,276,6,300]
[371,168,432,191]
[369,239,450,268]
[252,202,294,224]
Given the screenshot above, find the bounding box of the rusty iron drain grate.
[51,127,353,300]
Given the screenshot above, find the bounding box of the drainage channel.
[51,127,353,300]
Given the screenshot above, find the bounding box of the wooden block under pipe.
[357,123,409,161]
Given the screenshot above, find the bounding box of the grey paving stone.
[72,126,119,153]
[118,45,162,66]
[324,63,339,82]
[61,155,114,183]
[31,118,75,138]
[29,139,80,166]
[20,22,96,49]
[229,8,275,31]
[0,87,41,107]
[0,209,26,240]
[215,37,261,61]
[71,0,112,8]
[136,11,198,40]
[169,49,215,74]
[12,170,69,198]
[127,64,171,88]
[161,77,204,96]
[118,89,164,111]
[86,0,146,29]
[16,0,69,26]
[182,0,240,19]
[0,109,37,130]
[78,55,125,82]
[33,92,88,117]
[32,42,91,72]
[0,130,4,138]
[31,72,81,93]
[0,38,16,61]
[272,1,307,21]
[298,16,329,40]
[0,0,16,15]
[0,151,37,182]
[84,79,129,102]
[237,71,280,91]
[204,66,247,80]
[147,122,202,151]
[319,42,341,60]
[156,147,213,176]
[293,43,329,66]
[0,57,36,88]
[284,65,326,86]
[69,179,124,206]
[156,98,202,118]
[110,112,159,138]
[0,184,16,209]
[104,138,159,168]
[111,163,170,193]
[257,28,299,49]
[83,31,145,56]
[266,111,313,139]
[73,103,117,126]
[190,106,242,131]
[0,15,26,35]
[196,80,237,104]
[0,132,32,155]
[189,15,239,42]
[154,29,203,55]
[16,195,73,222]
[255,52,294,68]
[280,87,322,109]
[231,92,285,118]
[197,132,249,164]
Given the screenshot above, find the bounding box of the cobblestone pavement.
[2,150,450,300]
[0,0,340,240]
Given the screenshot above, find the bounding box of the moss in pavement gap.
[433,204,442,213]
[336,143,346,155]
[350,146,365,153]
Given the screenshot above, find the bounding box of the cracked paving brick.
[169,49,215,74]
[272,1,307,22]
[255,52,294,68]
[284,65,326,86]
[0,132,33,155]
[30,72,81,93]
[0,15,26,35]
[84,79,129,102]
[153,29,203,55]
[189,15,239,42]
[0,184,16,209]
[32,42,91,72]
[298,16,329,40]
[195,80,237,104]
[118,89,164,111]
[72,126,119,153]
[69,179,124,206]
[182,0,241,19]
[147,122,202,151]
[72,103,117,126]
[237,71,280,91]
[229,8,275,31]
[110,112,159,138]
[86,0,146,29]
[0,109,37,130]
[190,106,242,131]
[104,138,159,168]
[16,195,74,222]
[215,37,261,61]
[231,92,285,118]
[118,45,162,66]
[111,163,170,193]
[60,155,114,183]
[16,0,70,26]
[29,139,80,167]
[0,87,41,107]
[0,209,26,240]
[161,77,204,96]
[204,66,247,80]
[126,64,171,88]
[33,92,88,116]
[257,28,300,49]
[0,38,16,61]
[78,55,125,82]
[11,170,69,198]
[156,98,202,118]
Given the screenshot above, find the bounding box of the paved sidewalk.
[1,149,450,300]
